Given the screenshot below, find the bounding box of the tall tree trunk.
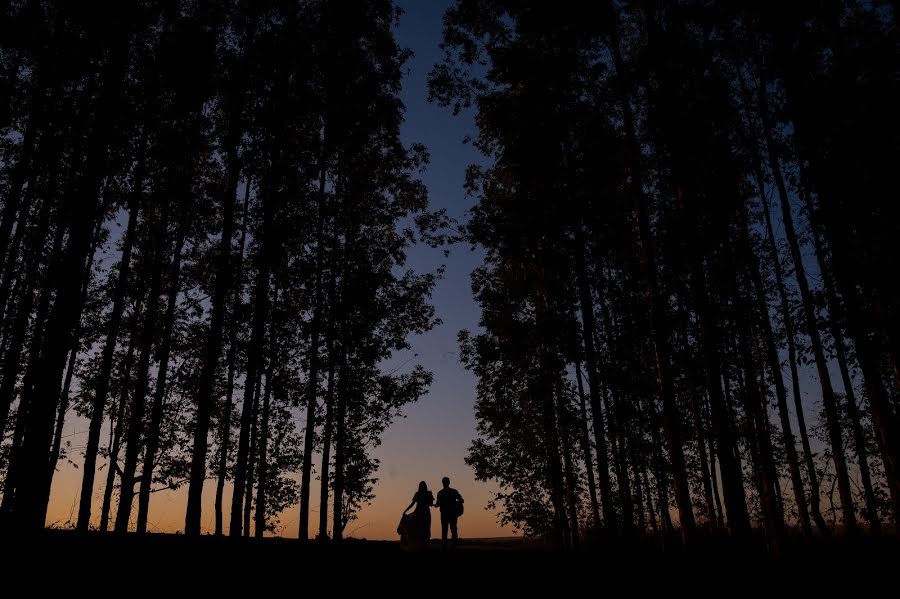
[688,252,751,539]
[299,150,329,540]
[641,455,659,537]
[100,304,142,532]
[645,394,673,540]
[77,186,141,532]
[48,229,100,486]
[0,190,33,332]
[0,196,53,441]
[675,292,718,529]
[759,84,857,533]
[708,432,724,530]
[574,360,601,527]
[740,196,812,536]
[798,187,882,534]
[214,180,250,536]
[596,274,635,532]
[631,435,647,536]
[573,227,617,530]
[318,269,338,541]
[607,22,695,544]
[253,299,277,539]
[15,5,132,530]
[755,172,829,536]
[731,264,786,556]
[136,215,187,533]
[243,371,262,537]
[115,201,168,532]
[185,135,239,535]
[332,349,348,543]
[556,383,581,550]
[253,369,273,538]
[0,198,65,523]
[230,177,273,537]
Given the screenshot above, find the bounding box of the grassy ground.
[2,529,897,590]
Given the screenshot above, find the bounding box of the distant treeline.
[431,0,900,553]
[0,0,445,538]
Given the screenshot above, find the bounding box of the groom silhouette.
[434,476,464,549]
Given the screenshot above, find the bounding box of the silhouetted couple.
[400,477,464,550]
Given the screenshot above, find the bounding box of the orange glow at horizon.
[45,398,516,541]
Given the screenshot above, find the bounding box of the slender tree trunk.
[115,200,168,532]
[136,216,187,533]
[675,290,718,529]
[15,6,132,529]
[214,180,250,536]
[754,175,829,536]
[759,85,857,533]
[0,198,65,522]
[641,456,659,537]
[230,177,273,537]
[798,187,882,534]
[555,382,581,550]
[243,371,262,537]
[0,66,46,282]
[0,191,33,332]
[732,267,786,556]
[645,394,672,539]
[100,305,142,532]
[826,233,900,525]
[689,254,751,539]
[332,349,348,543]
[0,197,53,441]
[708,433,724,530]
[739,196,812,536]
[573,227,617,531]
[689,382,718,529]
[77,187,141,532]
[603,7,696,543]
[631,437,647,536]
[318,269,338,541]
[254,346,275,538]
[253,287,280,537]
[574,360,601,527]
[596,274,635,532]
[299,150,329,540]
[185,136,239,535]
[48,235,99,484]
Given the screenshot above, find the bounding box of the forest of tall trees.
[1,0,899,556]
[432,0,900,553]
[0,0,445,538]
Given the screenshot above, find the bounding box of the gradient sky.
[46,0,512,540]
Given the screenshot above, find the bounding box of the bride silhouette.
[399,481,434,550]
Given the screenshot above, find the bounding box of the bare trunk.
[243,372,262,536]
[136,217,187,533]
[100,306,142,532]
[332,349,347,542]
[253,360,274,538]
[214,181,250,536]
[740,193,812,536]
[185,120,240,535]
[15,7,131,529]
[574,360,601,527]
[77,188,140,531]
[760,84,857,533]
[299,151,329,540]
[573,227,616,530]
[556,384,581,550]
[318,268,338,541]
[798,187,882,534]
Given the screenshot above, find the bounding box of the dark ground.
[2,529,896,590]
